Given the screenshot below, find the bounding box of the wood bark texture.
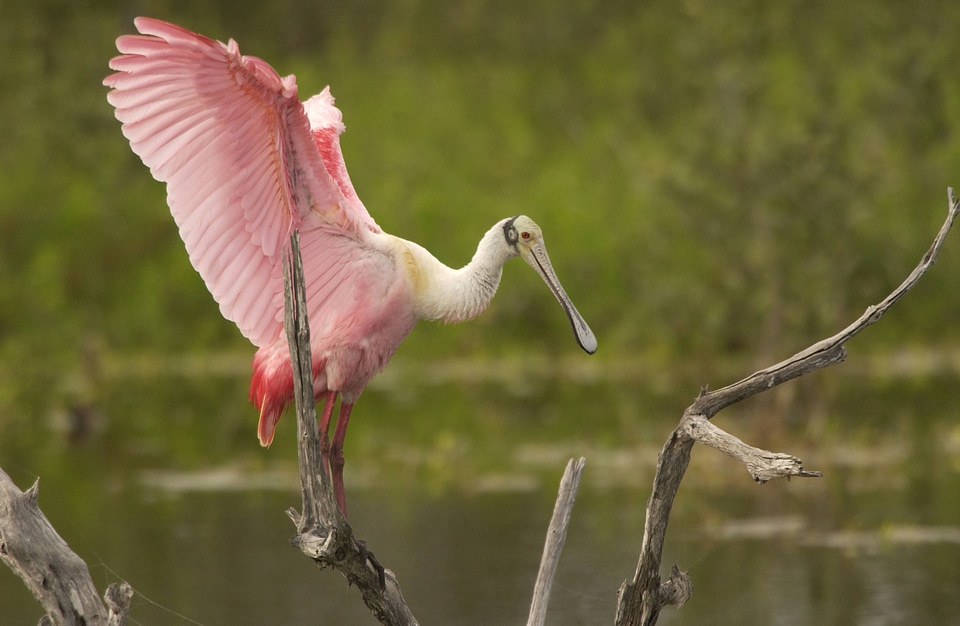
[527,457,587,626]
[0,467,132,626]
[283,232,420,626]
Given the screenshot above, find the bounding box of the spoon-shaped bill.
[520,241,598,354]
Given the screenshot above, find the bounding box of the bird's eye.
[521,231,531,240]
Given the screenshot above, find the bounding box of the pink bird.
[104,17,597,515]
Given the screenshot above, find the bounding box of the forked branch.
[615,189,960,626]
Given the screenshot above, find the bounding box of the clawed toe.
[354,537,386,591]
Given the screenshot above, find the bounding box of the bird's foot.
[354,537,386,591]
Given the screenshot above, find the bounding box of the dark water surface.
[3,404,960,626]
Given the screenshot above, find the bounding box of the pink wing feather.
[104,17,381,348]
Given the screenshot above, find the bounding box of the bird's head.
[502,215,543,255]
[502,215,598,354]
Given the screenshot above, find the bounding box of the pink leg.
[317,390,338,480]
[329,401,355,517]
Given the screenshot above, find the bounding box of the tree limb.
[0,467,132,626]
[682,415,822,483]
[615,188,960,626]
[527,457,586,626]
[282,231,419,626]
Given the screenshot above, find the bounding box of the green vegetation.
[2,1,960,469]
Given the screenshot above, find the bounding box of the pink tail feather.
[257,402,284,447]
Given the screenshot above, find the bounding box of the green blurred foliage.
[2,0,960,458]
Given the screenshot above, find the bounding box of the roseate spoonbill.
[104,17,597,514]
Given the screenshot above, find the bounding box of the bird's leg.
[328,403,383,585]
[330,401,355,517]
[317,390,338,480]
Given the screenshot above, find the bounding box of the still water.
[3,370,960,625]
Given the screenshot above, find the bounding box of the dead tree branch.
[282,231,419,626]
[615,189,960,626]
[527,457,586,626]
[682,415,822,483]
[0,467,132,626]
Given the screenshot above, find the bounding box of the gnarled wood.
[0,468,132,626]
[616,188,960,626]
[682,415,822,483]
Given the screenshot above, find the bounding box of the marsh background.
[3,1,960,623]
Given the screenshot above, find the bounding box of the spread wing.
[104,17,382,347]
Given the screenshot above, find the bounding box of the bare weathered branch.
[0,467,132,626]
[615,431,693,626]
[527,457,586,626]
[283,231,341,530]
[682,415,822,483]
[695,188,960,418]
[282,231,419,626]
[616,189,960,626]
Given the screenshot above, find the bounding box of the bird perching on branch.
[104,17,597,515]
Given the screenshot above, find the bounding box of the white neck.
[405,221,517,323]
